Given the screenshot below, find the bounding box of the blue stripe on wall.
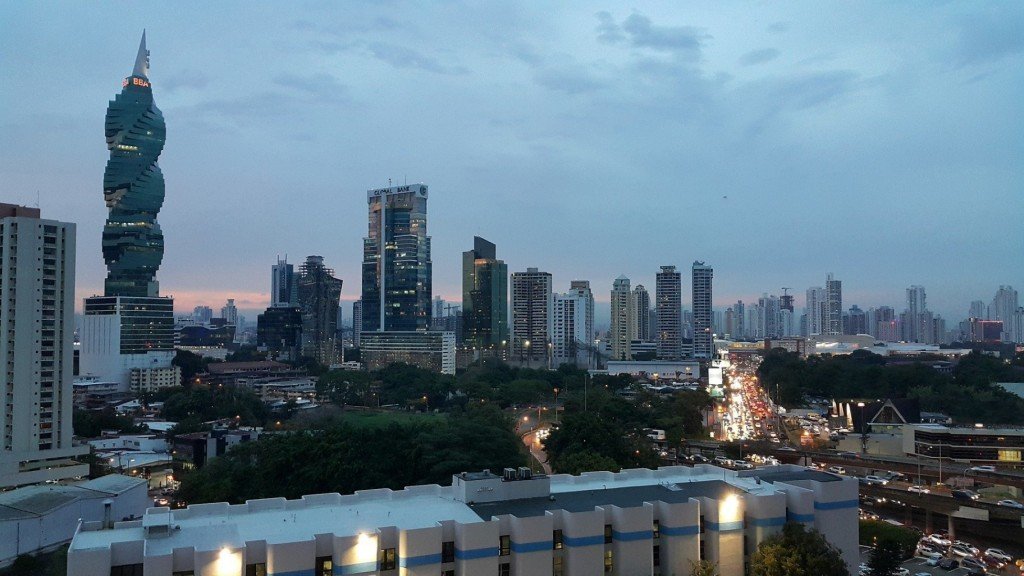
[814,499,859,511]
[511,540,552,553]
[399,553,442,568]
[454,547,498,560]
[748,517,786,527]
[705,520,744,532]
[563,534,604,547]
[613,529,653,542]
[787,511,815,523]
[661,525,700,536]
[335,562,377,575]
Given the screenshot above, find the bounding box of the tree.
[553,450,620,475]
[868,538,904,576]
[749,522,847,576]
[689,559,719,576]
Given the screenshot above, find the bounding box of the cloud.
[272,72,348,100]
[620,13,709,60]
[534,65,606,94]
[365,42,469,75]
[595,11,624,44]
[953,8,1024,67]
[739,48,780,66]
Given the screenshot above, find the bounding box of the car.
[925,533,952,547]
[969,465,996,473]
[951,489,980,501]
[984,548,1012,562]
[862,475,889,485]
[925,556,941,566]
[954,541,979,555]
[835,450,857,458]
[894,569,910,576]
[907,485,930,494]
[951,545,976,558]
[937,558,959,570]
[960,557,987,572]
[996,499,1024,509]
[828,466,846,474]
[733,460,755,470]
[917,546,943,559]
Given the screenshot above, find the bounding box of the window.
[604,524,613,544]
[110,566,143,576]
[553,529,563,550]
[379,548,396,571]
[499,562,511,576]
[699,538,705,561]
[553,556,564,576]
[699,514,706,534]
[604,550,613,573]
[245,564,267,576]
[653,519,660,539]
[316,556,332,576]
[499,535,511,556]
[442,540,455,563]
[653,544,660,567]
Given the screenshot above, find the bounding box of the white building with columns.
[68,464,858,576]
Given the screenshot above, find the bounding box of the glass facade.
[256,306,303,358]
[461,236,508,350]
[361,185,431,332]
[297,256,343,365]
[913,428,1024,462]
[84,296,174,353]
[102,49,166,298]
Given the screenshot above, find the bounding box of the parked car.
[960,557,987,572]
[969,465,996,473]
[925,556,941,566]
[732,459,754,470]
[951,544,976,558]
[954,541,980,555]
[996,499,1023,509]
[862,475,889,485]
[951,489,980,501]
[984,548,1012,563]
[917,546,943,559]
[937,558,960,570]
[828,465,846,474]
[907,485,930,494]
[925,533,952,547]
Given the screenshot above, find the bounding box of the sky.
[1,1,1022,325]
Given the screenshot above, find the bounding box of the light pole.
[553,387,560,424]
[524,340,531,369]
[857,402,867,454]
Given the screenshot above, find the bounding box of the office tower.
[297,256,343,364]
[824,273,842,336]
[903,285,927,342]
[968,300,986,320]
[756,294,781,339]
[845,305,867,335]
[656,266,682,359]
[80,33,179,392]
[805,286,826,336]
[779,308,795,337]
[734,300,745,339]
[192,305,213,325]
[271,257,298,307]
[553,290,589,365]
[461,237,508,353]
[724,307,735,338]
[570,280,595,347]
[712,310,724,336]
[874,306,897,342]
[352,300,363,347]
[610,276,634,361]
[361,184,431,332]
[221,299,238,325]
[692,261,713,359]
[510,268,552,364]
[432,296,446,327]
[0,205,88,488]
[256,306,302,360]
[631,284,651,342]
[780,289,795,313]
[990,286,1019,342]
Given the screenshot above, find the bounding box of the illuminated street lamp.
[857,402,867,453]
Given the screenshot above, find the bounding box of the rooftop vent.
[518,467,532,480]
[503,468,517,481]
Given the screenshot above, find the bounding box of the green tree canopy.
[749,522,847,576]
[868,538,905,576]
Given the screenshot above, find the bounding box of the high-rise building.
[351,300,363,347]
[631,284,651,342]
[510,268,552,364]
[825,273,842,336]
[461,237,508,354]
[990,286,1019,343]
[221,298,238,325]
[297,256,343,364]
[271,257,298,307]
[968,300,986,320]
[256,307,302,361]
[81,33,179,392]
[734,300,745,339]
[361,184,431,332]
[0,205,88,488]
[873,306,898,342]
[192,305,213,325]
[656,266,682,359]
[902,285,928,342]
[552,290,589,365]
[844,305,867,335]
[692,261,714,359]
[805,286,825,336]
[570,280,595,347]
[610,276,634,361]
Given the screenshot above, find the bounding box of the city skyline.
[1,3,1021,321]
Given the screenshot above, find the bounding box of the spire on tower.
[132,30,149,78]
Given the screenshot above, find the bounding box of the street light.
[857,402,867,454]
[553,388,560,424]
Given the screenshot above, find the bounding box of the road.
[516,406,553,475]
[718,355,781,445]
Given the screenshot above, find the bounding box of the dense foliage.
[749,522,848,576]
[156,385,268,426]
[867,538,906,576]
[758,349,1024,423]
[176,403,525,504]
[858,520,918,560]
[72,408,141,438]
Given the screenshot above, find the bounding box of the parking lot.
[860,546,975,575]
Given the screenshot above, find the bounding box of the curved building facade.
[102,32,166,298]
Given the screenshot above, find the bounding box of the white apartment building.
[0,204,88,488]
[610,276,634,361]
[68,464,858,576]
[552,291,589,365]
[511,268,553,364]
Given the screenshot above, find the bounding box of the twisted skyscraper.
[80,33,180,392]
[102,31,166,298]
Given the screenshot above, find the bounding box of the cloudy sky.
[1,1,1021,324]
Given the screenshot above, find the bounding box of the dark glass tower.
[298,256,343,364]
[102,31,166,298]
[461,236,508,350]
[361,184,432,332]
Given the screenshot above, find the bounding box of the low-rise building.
[360,331,456,375]
[172,429,260,469]
[603,360,701,380]
[67,464,857,576]
[904,424,1024,464]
